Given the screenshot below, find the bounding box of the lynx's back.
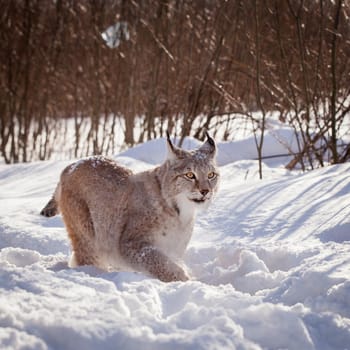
[41,134,220,282]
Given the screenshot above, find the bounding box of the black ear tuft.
[166,131,183,160]
[166,131,175,152]
[205,132,215,146]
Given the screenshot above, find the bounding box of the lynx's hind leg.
[61,195,98,267]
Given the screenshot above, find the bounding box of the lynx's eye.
[208,172,216,179]
[185,171,196,180]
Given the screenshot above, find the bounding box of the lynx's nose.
[200,189,209,197]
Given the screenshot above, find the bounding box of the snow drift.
[0,138,350,350]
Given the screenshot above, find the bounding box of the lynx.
[40,133,220,282]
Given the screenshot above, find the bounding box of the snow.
[101,22,130,49]
[120,129,299,167]
[1,135,350,350]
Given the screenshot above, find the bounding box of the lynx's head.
[159,132,220,212]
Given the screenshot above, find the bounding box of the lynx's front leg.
[119,239,189,282]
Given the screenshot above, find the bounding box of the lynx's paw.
[40,198,58,217]
[120,242,190,283]
[161,265,190,282]
[144,251,190,282]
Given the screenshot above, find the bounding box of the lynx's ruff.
[41,133,219,282]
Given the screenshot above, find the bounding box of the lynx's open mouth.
[191,198,207,203]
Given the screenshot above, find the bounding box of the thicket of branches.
[1,0,349,170]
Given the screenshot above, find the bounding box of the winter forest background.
[1,2,350,348]
[0,0,349,171]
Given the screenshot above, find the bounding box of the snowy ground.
[1,136,350,350]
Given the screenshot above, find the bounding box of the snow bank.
[119,136,202,165]
[1,138,350,349]
[119,128,298,167]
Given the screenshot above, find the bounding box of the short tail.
[40,183,61,217]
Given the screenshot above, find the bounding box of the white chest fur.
[154,194,197,259]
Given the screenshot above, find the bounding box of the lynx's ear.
[166,131,183,161]
[197,132,217,159]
